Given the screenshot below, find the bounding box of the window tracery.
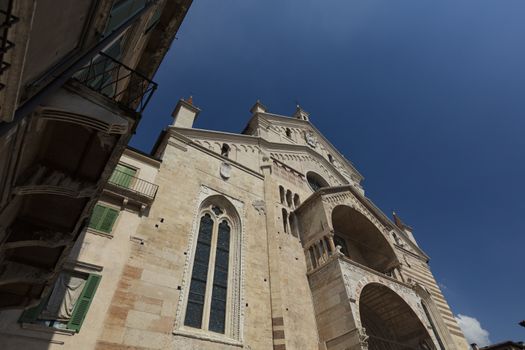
[183,200,240,338]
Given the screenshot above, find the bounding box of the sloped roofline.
[243,112,364,182]
[164,126,353,185]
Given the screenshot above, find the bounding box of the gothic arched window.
[182,198,241,338]
[282,208,289,234]
[293,194,300,208]
[285,190,293,208]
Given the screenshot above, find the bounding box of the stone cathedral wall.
[96,140,276,349]
[400,251,469,350]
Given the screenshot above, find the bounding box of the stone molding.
[173,185,246,343]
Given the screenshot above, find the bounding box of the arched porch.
[359,283,435,350]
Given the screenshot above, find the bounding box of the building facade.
[0,98,470,349]
[0,0,192,310]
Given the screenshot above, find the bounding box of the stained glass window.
[209,221,230,333]
[212,206,224,216]
[184,204,236,336]
[184,214,213,328]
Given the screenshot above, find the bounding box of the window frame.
[18,271,102,334]
[182,205,235,336]
[173,194,245,346]
[87,203,120,237]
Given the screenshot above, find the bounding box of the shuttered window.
[88,204,119,234]
[67,275,101,332]
[109,164,136,189]
[19,273,101,333]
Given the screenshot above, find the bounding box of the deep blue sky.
[131,0,525,344]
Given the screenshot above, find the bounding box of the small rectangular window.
[19,272,101,333]
[88,204,119,234]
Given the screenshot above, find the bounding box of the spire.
[293,104,309,121]
[392,211,412,231]
[250,99,267,115]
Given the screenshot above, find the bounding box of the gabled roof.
[165,126,355,186]
[242,111,364,182]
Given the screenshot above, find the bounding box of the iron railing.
[107,168,158,200]
[0,0,19,91]
[73,52,157,113]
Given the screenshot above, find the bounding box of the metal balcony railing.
[0,0,19,91]
[107,168,158,200]
[73,52,157,113]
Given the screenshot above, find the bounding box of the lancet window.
[183,199,241,337]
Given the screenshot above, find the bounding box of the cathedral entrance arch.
[358,283,435,350]
[331,205,398,274]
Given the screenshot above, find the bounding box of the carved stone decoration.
[252,200,266,216]
[0,261,52,285]
[305,131,318,148]
[359,327,370,349]
[220,162,232,179]
[14,165,97,198]
[97,131,116,150]
[2,228,70,249]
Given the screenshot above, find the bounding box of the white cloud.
[455,314,491,347]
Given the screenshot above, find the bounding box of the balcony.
[72,52,157,113]
[105,168,158,204]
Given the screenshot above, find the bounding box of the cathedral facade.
[0,98,469,350]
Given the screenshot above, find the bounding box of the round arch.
[331,205,399,273]
[358,283,435,350]
[306,171,329,192]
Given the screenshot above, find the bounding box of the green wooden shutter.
[88,204,105,230]
[99,208,119,234]
[88,205,119,233]
[18,294,50,323]
[67,274,101,332]
[110,164,136,189]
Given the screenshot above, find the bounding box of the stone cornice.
[167,128,264,180]
[124,147,161,168]
[172,127,353,185]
